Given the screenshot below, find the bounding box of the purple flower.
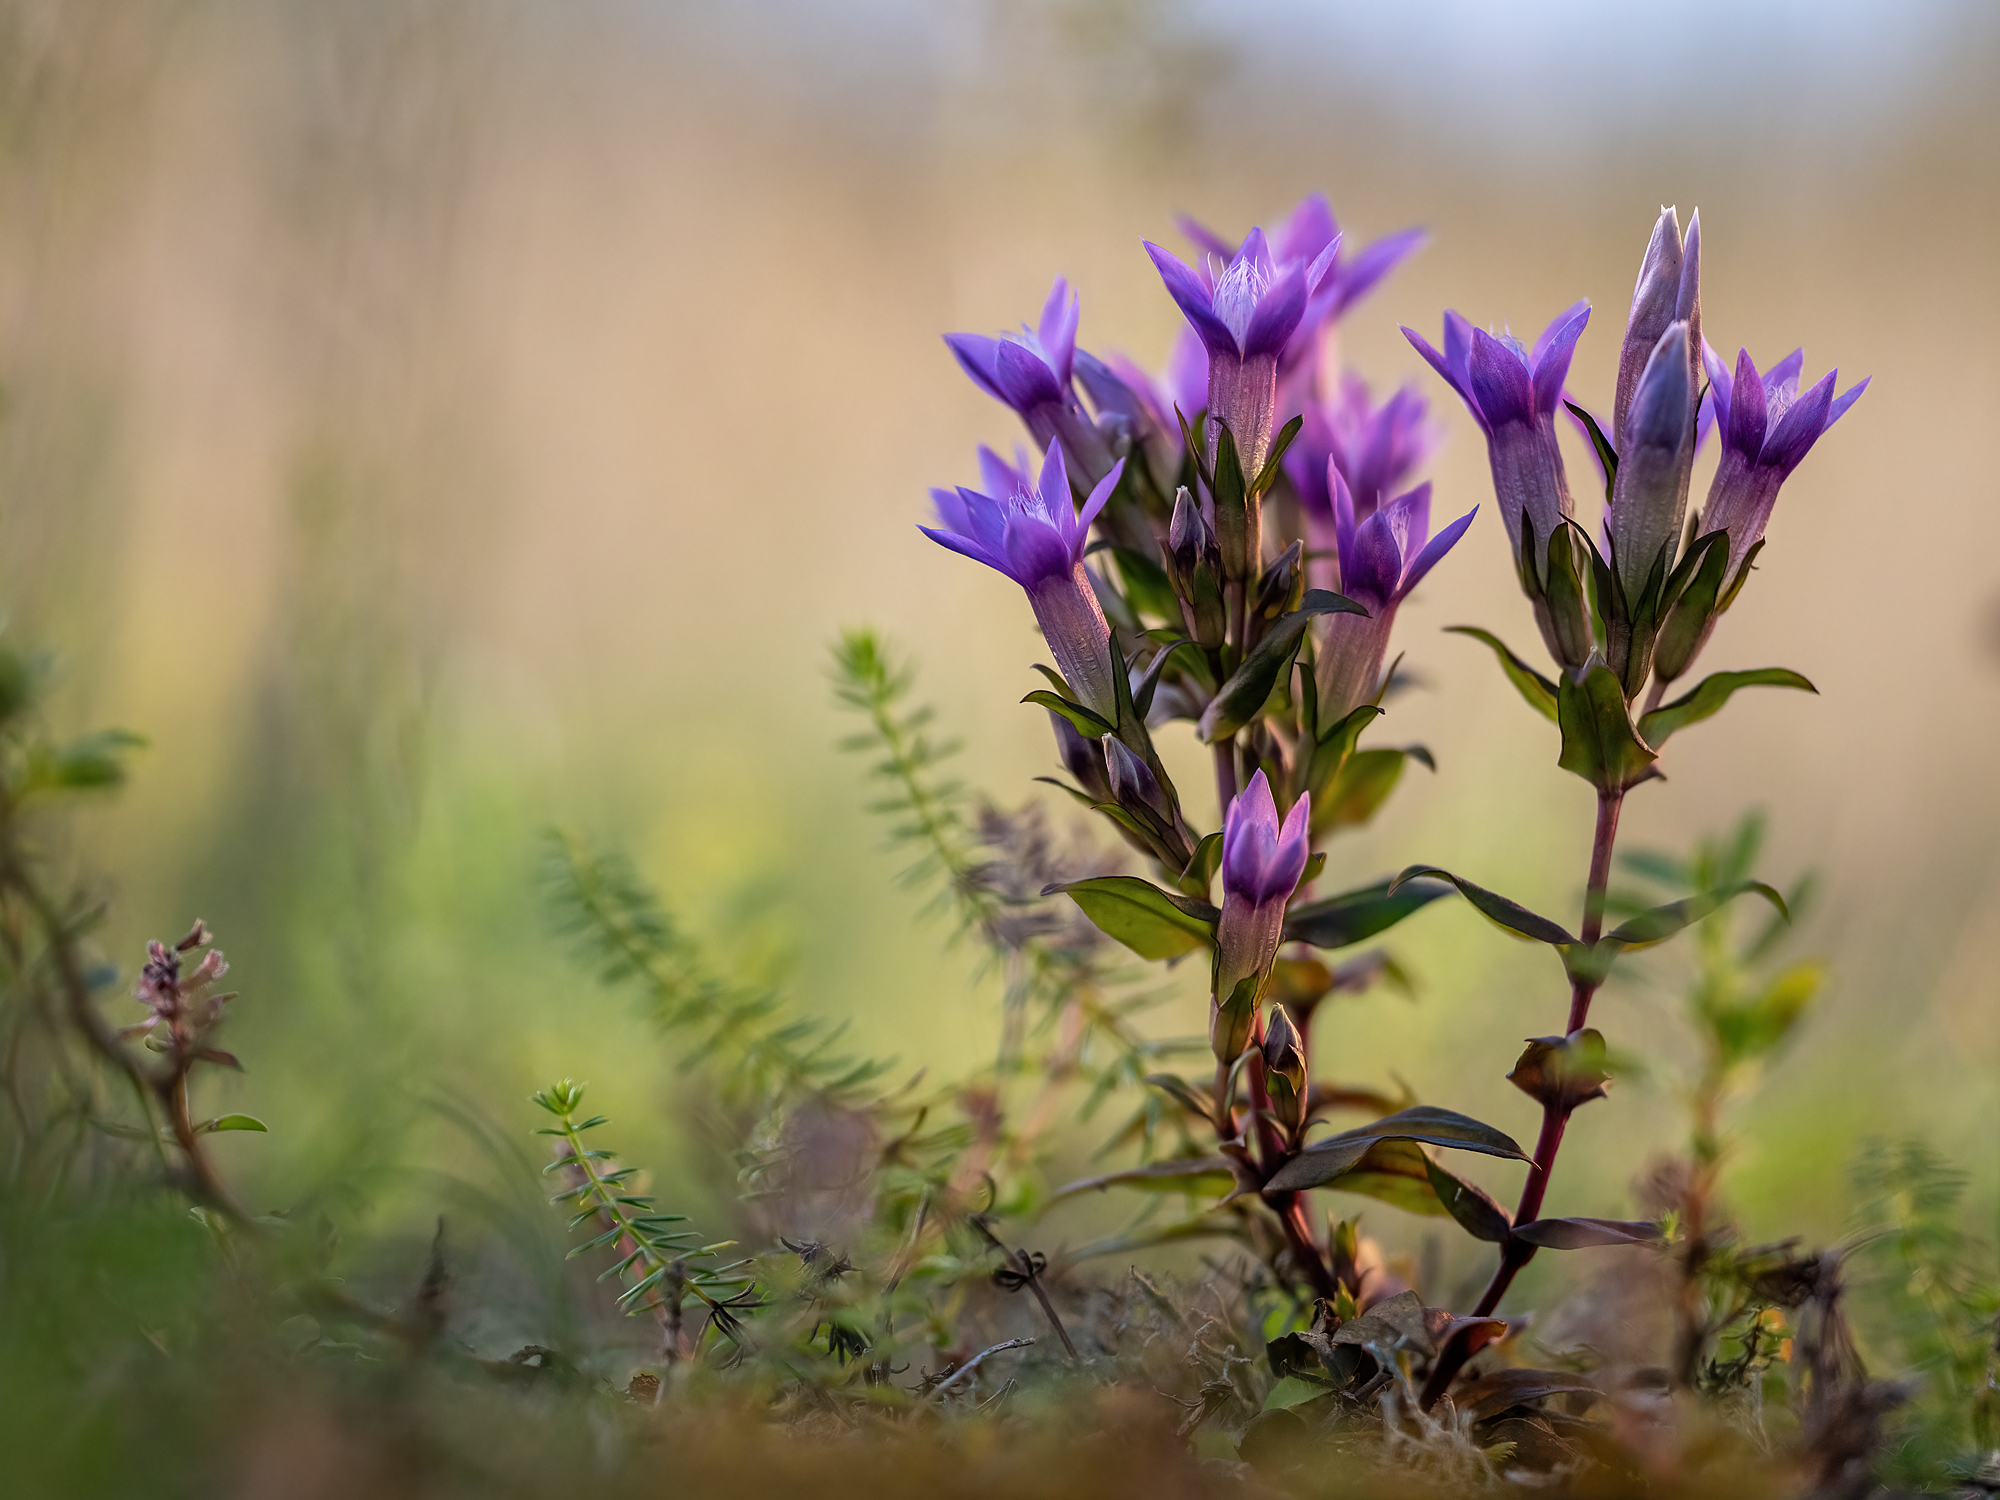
[1314,473,1477,718]
[1145,228,1340,473]
[1214,770,1310,1014]
[945,277,1115,483]
[1700,343,1867,589]
[921,440,1128,719]
[1288,375,1437,522]
[1179,194,1426,395]
[1403,301,1590,574]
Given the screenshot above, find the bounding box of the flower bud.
[1261,1003,1307,1133]
[1167,487,1227,648]
[1047,711,1111,803]
[1607,321,1695,605]
[1214,772,1309,1006]
[1252,539,1305,626]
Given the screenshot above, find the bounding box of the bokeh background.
[6,0,1999,1303]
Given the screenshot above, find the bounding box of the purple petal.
[1273,793,1311,882]
[1275,193,1338,265]
[1402,325,1478,422]
[1001,512,1072,586]
[1383,479,1432,553]
[930,486,976,536]
[1530,301,1592,414]
[1725,348,1766,459]
[1346,510,1406,608]
[1762,349,1805,405]
[976,444,1028,500]
[1442,311,1476,389]
[1762,370,1836,472]
[1468,328,1536,428]
[1038,277,1079,387]
[1037,440,1072,520]
[1330,463,1357,569]
[1164,327,1209,418]
[919,523,1007,577]
[953,485,1011,556]
[1175,213,1237,262]
[1701,339,1735,425]
[1399,502,1477,597]
[1075,457,1127,543]
[1327,227,1427,317]
[944,333,1005,403]
[991,339,1065,411]
[1674,210,1701,326]
[1237,226,1275,279]
[1241,262,1308,358]
[1827,374,1869,426]
[1222,770,1284,902]
[1144,240,1235,355]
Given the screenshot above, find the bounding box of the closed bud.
[1261,1003,1307,1132]
[1103,737,1169,823]
[1168,487,1227,648]
[1607,320,1696,606]
[1252,539,1306,624]
[1047,711,1111,803]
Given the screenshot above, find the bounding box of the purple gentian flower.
[1700,343,1867,590]
[1286,375,1438,594]
[1178,194,1426,398]
[945,277,1115,483]
[1214,770,1310,1009]
[1314,473,1478,718]
[1403,301,1590,577]
[922,441,1127,720]
[1145,228,1340,474]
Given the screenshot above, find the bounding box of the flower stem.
[1212,740,1238,811]
[1472,787,1624,1318]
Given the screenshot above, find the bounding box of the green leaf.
[1509,1217,1661,1249]
[1048,1156,1238,1203]
[1133,639,1197,720]
[1021,689,1114,739]
[1313,748,1411,835]
[1638,667,1817,748]
[1390,866,1577,947]
[1564,401,1618,500]
[1446,627,1558,722]
[1197,592,1367,743]
[1601,881,1789,950]
[1261,1374,1332,1413]
[1041,876,1217,960]
[1303,704,1382,806]
[1424,1155,1513,1243]
[1176,830,1224,899]
[1556,660,1658,792]
[1264,1105,1530,1193]
[1250,414,1306,500]
[1282,878,1449,950]
[198,1114,268,1134]
[1145,1073,1215,1127]
[1113,546,1180,624]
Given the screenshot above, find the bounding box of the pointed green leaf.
[1556,660,1658,792]
[1282,877,1449,950]
[1264,1105,1529,1192]
[1638,668,1816,748]
[1133,638,1197,719]
[1509,1217,1661,1249]
[1145,1073,1216,1127]
[1601,880,1788,950]
[1261,1374,1333,1412]
[1390,866,1577,947]
[1313,747,1412,835]
[1021,690,1114,739]
[1177,830,1224,898]
[198,1114,269,1134]
[1250,414,1306,500]
[1041,876,1217,959]
[1196,593,1366,743]
[1564,401,1617,501]
[1112,546,1180,624]
[1048,1156,1238,1202]
[1424,1155,1514,1243]
[1445,627,1558,722]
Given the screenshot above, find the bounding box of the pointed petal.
[1701,339,1735,423]
[1674,209,1701,326]
[1531,301,1592,413]
[1402,324,1478,422]
[1468,328,1536,427]
[1827,374,1869,426]
[1037,440,1072,520]
[1399,502,1478,597]
[944,333,1005,403]
[991,339,1065,411]
[1038,276,1079,387]
[1303,232,1344,295]
[1763,349,1805,405]
[1001,513,1073,587]
[1144,240,1234,354]
[1331,462,1357,569]
[1762,370,1836,472]
[1726,348,1766,459]
[1076,457,1127,542]
[1275,192,1338,265]
[1327,227,1427,316]
[975,445,1024,499]
[1175,213,1237,262]
[919,524,1008,578]
[1242,262,1307,357]
[1346,510,1407,608]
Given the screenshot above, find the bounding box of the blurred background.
[5,0,1998,1303]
